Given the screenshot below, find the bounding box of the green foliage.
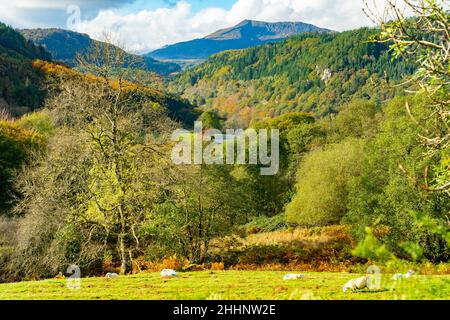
[0,23,50,115]
[144,164,252,263]
[244,214,289,234]
[172,27,415,124]
[286,139,364,226]
[344,95,450,262]
[372,0,449,193]
[352,227,396,263]
[16,111,56,137]
[0,23,50,60]
[330,99,379,140]
[252,112,315,131]
[200,110,224,130]
[0,121,43,213]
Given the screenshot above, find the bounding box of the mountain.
[19,28,181,76]
[0,22,51,116]
[170,27,416,127]
[146,20,332,61]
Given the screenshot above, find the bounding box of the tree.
[344,96,450,261]
[364,0,450,193]
[12,38,175,276]
[286,139,364,226]
[146,164,250,263]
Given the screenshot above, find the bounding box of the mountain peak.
[204,20,331,41]
[237,19,253,25]
[148,20,332,61]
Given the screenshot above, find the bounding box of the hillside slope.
[33,60,198,126]
[170,27,416,126]
[20,28,181,76]
[0,23,51,115]
[147,20,331,61]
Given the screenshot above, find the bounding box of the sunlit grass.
[0,271,449,300]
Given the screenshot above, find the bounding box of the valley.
[0,0,448,303]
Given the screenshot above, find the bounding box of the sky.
[0,0,385,53]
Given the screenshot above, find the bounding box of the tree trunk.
[118,233,128,275]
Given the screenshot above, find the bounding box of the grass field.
[0,271,449,300]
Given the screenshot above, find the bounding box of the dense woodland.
[0,0,449,281]
[0,23,50,115]
[170,28,416,126]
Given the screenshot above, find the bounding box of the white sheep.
[105,272,119,279]
[392,270,415,281]
[283,274,305,281]
[160,269,177,278]
[343,276,368,293]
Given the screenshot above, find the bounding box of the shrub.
[286,139,364,226]
[161,255,186,271]
[244,214,289,234]
[210,262,225,271]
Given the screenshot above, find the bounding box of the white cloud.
[0,0,134,28]
[1,0,399,53]
[74,0,383,54]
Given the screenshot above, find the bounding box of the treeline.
[171,28,416,126]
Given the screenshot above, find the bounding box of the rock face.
[146,20,332,61]
[321,68,333,83]
[315,65,333,83]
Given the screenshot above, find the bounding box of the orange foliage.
[32,59,163,97]
[210,262,225,271]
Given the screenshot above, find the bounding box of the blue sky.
[0,0,380,53]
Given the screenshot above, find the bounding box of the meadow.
[0,271,449,300]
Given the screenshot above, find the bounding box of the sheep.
[105,272,119,279]
[283,274,305,281]
[160,269,178,278]
[343,276,368,293]
[392,270,415,281]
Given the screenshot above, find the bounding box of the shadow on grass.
[357,289,391,294]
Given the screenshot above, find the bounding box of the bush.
[286,139,364,226]
[244,214,289,234]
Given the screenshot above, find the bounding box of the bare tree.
[14,34,177,276]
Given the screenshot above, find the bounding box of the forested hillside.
[171,27,416,126]
[20,28,181,76]
[0,23,51,115]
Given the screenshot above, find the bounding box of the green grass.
[0,271,449,300]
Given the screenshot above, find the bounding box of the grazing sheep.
[392,270,415,281]
[343,276,368,293]
[160,269,177,278]
[283,274,305,281]
[105,272,119,279]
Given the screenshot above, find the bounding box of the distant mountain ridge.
[19,28,181,76]
[206,20,331,41]
[147,20,332,61]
